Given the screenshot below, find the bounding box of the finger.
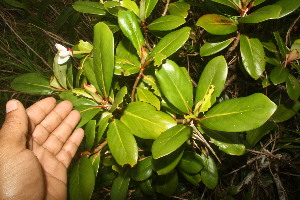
[0,100,28,148]
[26,97,57,132]
[43,110,81,155]
[56,128,84,168]
[31,100,73,145]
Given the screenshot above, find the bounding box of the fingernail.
[6,100,19,113]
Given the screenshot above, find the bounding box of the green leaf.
[93,22,114,97]
[75,106,102,128]
[274,0,300,18]
[200,38,234,56]
[178,151,204,174]
[83,58,100,94]
[53,54,70,89]
[246,121,277,146]
[131,156,153,181]
[168,2,190,18]
[111,169,130,200]
[118,10,145,57]
[156,60,193,113]
[201,127,246,155]
[156,171,178,196]
[96,112,113,143]
[11,73,53,95]
[110,86,127,112]
[121,102,176,139]
[200,154,218,189]
[89,153,100,177]
[238,5,281,23]
[115,57,140,76]
[179,169,201,186]
[273,32,289,57]
[148,27,191,59]
[148,15,185,31]
[77,40,93,52]
[72,1,106,15]
[139,0,158,21]
[104,1,122,16]
[152,125,190,159]
[286,74,300,100]
[196,14,238,35]
[270,66,289,85]
[210,138,245,155]
[121,0,139,16]
[137,88,160,110]
[200,93,277,132]
[272,104,297,123]
[152,146,184,175]
[262,41,279,53]
[140,179,155,196]
[211,0,240,10]
[69,156,95,200]
[59,90,97,107]
[195,56,228,107]
[240,34,266,80]
[107,120,138,167]
[85,120,96,151]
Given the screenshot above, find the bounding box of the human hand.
[0,97,84,200]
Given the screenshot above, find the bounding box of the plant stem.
[92,140,108,154]
[131,67,145,102]
[162,0,170,16]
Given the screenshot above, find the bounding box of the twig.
[190,121,221,164]
[162,0,170,16]
[225,33,241,60]
[92,140,108,154]
[131,68,145,102]
[286,15,300,45]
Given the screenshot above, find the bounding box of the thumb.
[0,99,28,147]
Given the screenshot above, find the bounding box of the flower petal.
[57,56,70,64]
[55,43,68,52]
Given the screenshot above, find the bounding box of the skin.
[0,97,84,200]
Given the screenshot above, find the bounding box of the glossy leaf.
[11,73,53,95]
[211,138,245,155]
[93,22,114,97]
[272,104,297,123]
[83,57,102,95]
[178,151,204,174]
[211,0,240,10]
[53,54,69,89]
[110,86,127,112]
[59,90,97,107]
[152,146,184,175]
[200,154,218,189]
[137,88,160,110]
[139,0,158,21]
[72,1,106,15]
[107,120,138,167]
[140,179,155,196]
[111,169,130,200]
[115,57,140,76]
[148,27,191,59]
[156,60,193,113]
[238,5,281,23]
[275,0,300,18]
[85,120,96,151]
[69,156,95,200]
[77,40,93,52]
[131,156,153,181]
[121,0,139,16]
[246,121,277,146]
[96,112,113,143]
[240,34,266,80]
[270,66,289,85]
[148,15,185,31]
[200,38,234,56]
[156,171,178,196]
[118,10,145,57]
[121,102,176,139]
[75,106,102,128]
[179,169,201,186]
[286,74,300,100]
[273,32,289,57]
[195,56,228,106]
[152,125,190,159]
[90,152,101,176]
[200,93,277,132]
[196,14,238,35]
[168,2,190,18]
[104,1,121,16]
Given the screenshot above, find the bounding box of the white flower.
[55,43,73,64]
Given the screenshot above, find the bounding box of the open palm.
[0,98,84,200]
